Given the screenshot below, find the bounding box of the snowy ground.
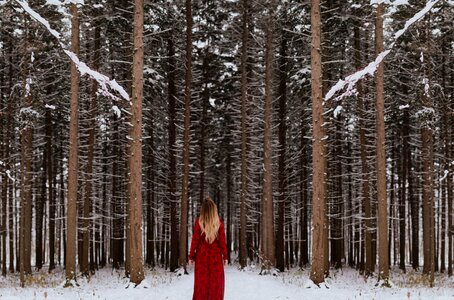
[1,265,454,299]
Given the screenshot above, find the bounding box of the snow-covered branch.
[15,0,130,101]
[324,0,441,102]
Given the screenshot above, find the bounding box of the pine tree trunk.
[239,0,250,270]
[126,0,145,285]
[179,0,192,273]
[166,29,177,271]
[354,23,373,276]
[420,16,434,287]
[35,136,46,271]
[276,29,287,273]
[261,0,276,272]
[400,107,409,273]
[0,44,6,277]
[309,0,327,285]
[168,37,179,274]
[81,18,100,277]
[47,109,55,272]
[375,3,389,285]
[65,3,80,285]
[20,16,34,287]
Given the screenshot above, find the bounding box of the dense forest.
[0,0,453,289]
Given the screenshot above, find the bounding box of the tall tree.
[65,2,80,286]
[126,0,145,285]
[179,0,193,273]
[420,15,434,287]
[353,20,373,276]
[239,0,250,270]
[261,0,276,273]
[309,0,327,285]
[374,2,389,286]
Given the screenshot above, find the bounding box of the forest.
[0,0,454,298]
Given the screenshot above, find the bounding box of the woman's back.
[189,198,228,300]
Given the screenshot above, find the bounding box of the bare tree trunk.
[375,3,389,285]
[239,0,250,270]
[166,26,177,271]
[276,28,287,273]
[47,109,55,272]
[35,133,46,271]
[81,18,100,277]
[261,0,276,273]
[179,0,192,273]
[65,3,80,286]
[126,0,145,285]
[400,106,409,273]
[420,16,434,287]
[0,43,6,277]
[20,16,34,287]
[309,0,327,285]
[354,23,373,276]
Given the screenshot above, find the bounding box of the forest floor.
[1,264,454,299]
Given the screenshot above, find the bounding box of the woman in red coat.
[188,197,228,300]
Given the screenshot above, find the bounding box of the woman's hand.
[224,260,228,266]
[189,259,194,266]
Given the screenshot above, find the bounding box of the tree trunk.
[0,42,6,277]
[400,107,409,273]
[420,16,434,287]
[81,17,100,277]
[276,29,287,273]
[179,0,192,273]
[47,109,55,272]
[239,0,250,270]
[126,0,145,285]
[309,0,327,285]
[65,3,80,286]
[375,3,389,285]
[166,27,177,271]
[20,16,34,287]
[261,0,276,273]
[354,23,373,276]
[35,132,46,271]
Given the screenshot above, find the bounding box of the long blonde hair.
[199,197,220,244]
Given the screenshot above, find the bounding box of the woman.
[189,197,228,300]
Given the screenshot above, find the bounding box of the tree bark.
[309,0,327,285]
[354,23,373,276]
[420,16,434,287]
[375,3,389,285]
[126,0,145,285]
[179,0,192,273]
[276,28,287,273]
[239,0,250,270]
[261,0,276,272]
[65,3,80,286]
[81,17,100,277]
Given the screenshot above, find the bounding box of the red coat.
[189,218,228,300]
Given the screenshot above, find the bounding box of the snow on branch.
[15,0,130,101]
[324,0,441,102]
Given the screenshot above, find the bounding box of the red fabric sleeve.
[218,221,228,260]
[189,218,201,261]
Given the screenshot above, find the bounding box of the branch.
[15,0,130,101]
[324,0,441,102]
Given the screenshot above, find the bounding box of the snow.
[45,0,84,5]
[2,266,454,299]
[45,104,56,110]
[399,104,409,110]
[5,170,15,181]
[15,0,130,101]
[112,105,121,117]
[333,105,343,118]
[325,0,441,102]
